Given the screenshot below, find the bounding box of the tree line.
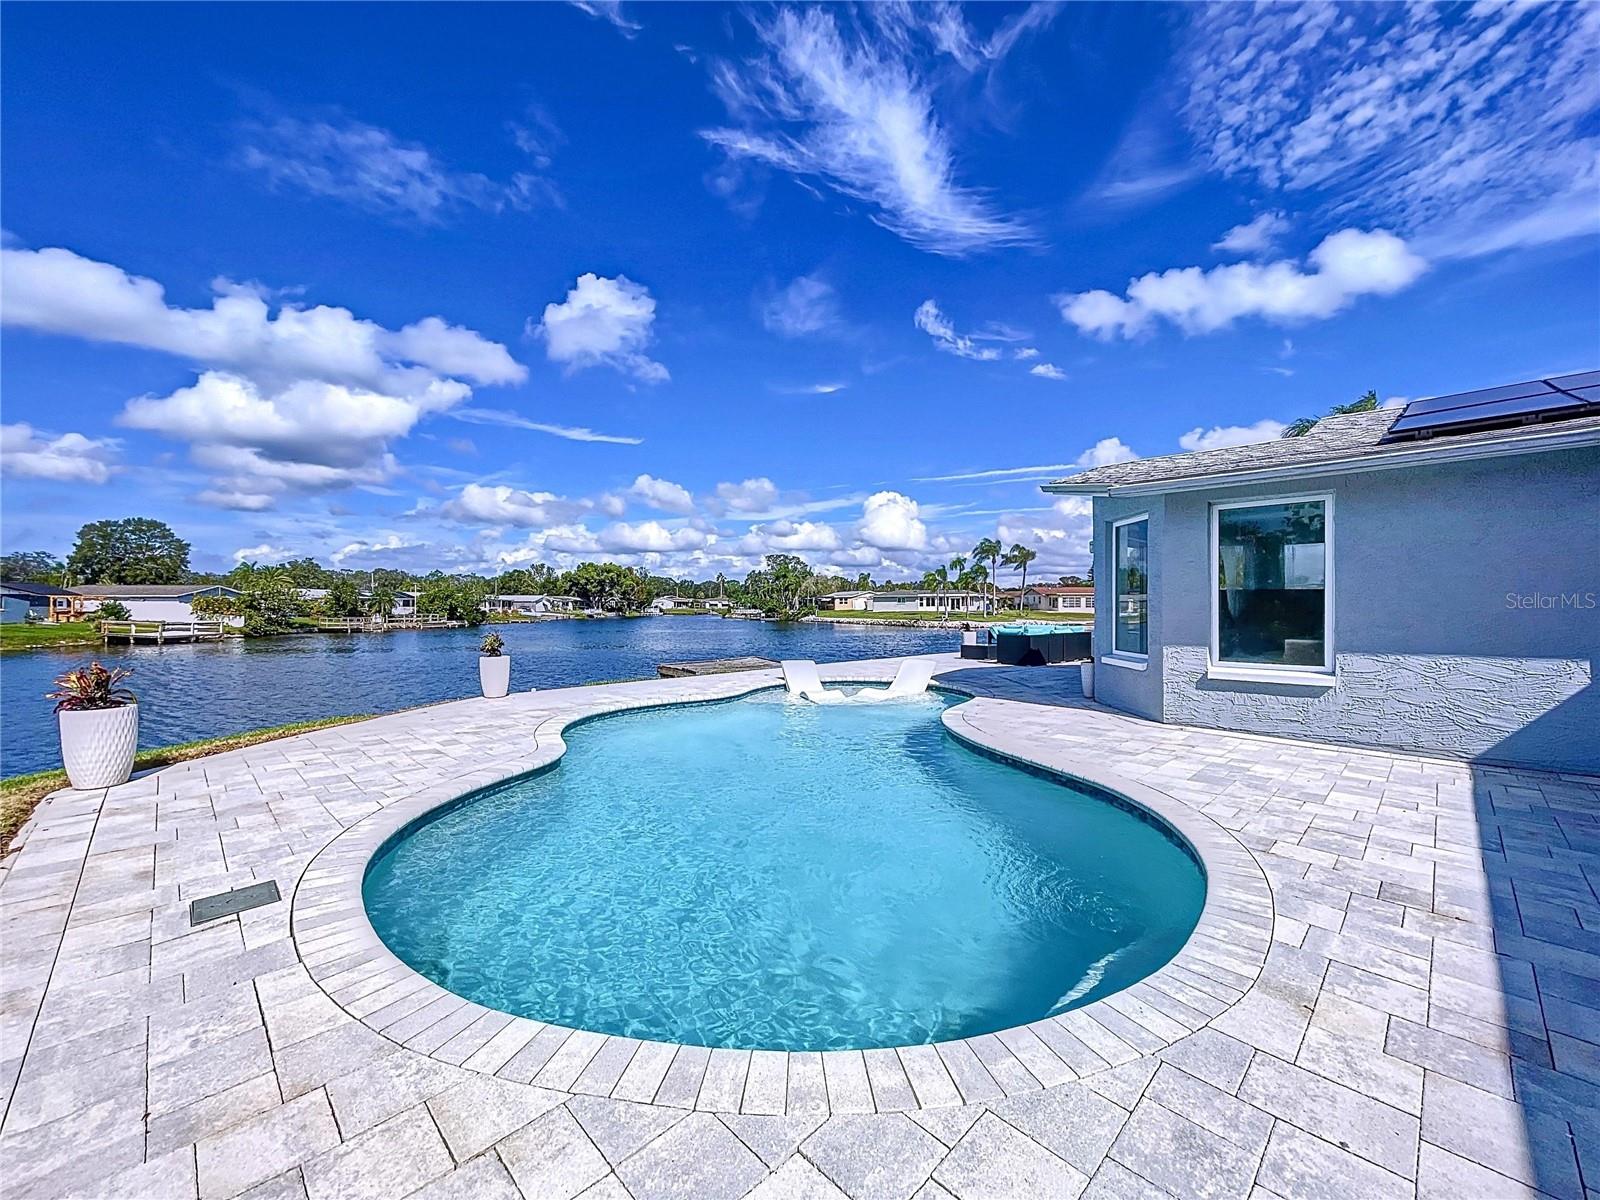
[2,518,1074,628]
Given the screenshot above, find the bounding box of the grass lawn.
[1,714,372,855]
[0,621,102,652]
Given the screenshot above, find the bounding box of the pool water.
[363,689,1205,1052]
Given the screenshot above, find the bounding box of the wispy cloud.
[1029,363,1067,381]
[762,274,839,337]
[452,407,643,445]
[569,1,641,38]
[1212,211,1289,257]
[770,381,848,395]
[236,113,559,225]
[701,7,1037,256]
[1057,229,1427,340]
[1180,4,1600,257]
[914,300,1001,361]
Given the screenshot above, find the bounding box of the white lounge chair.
[781,659,845,704]
[782,657,938,705]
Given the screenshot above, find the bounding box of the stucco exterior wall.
[1092,496,1165,721]
[1091,445,1599,773]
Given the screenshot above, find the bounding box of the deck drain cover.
[190,880,281,925]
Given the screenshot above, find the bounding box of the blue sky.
[3,1,1596,579]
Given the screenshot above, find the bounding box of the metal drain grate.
[190,880,282,926]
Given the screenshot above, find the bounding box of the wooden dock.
[315,616,466,632]
[102,620,225,644]
[657,656,780,678]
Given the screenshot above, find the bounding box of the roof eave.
[1041,424,1600,499]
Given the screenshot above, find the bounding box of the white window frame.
[1105,512,1150,668]
[1208,492,1336,684]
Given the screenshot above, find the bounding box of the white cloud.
[232,543,290,565]
[996,496,1095,576]
[771,381,848,395]
[533,273,669,383]
[762,274,839,337]
[197,488,275,511]
[1,246,524,389]
[742,519,841,553]
[1029,362,1067,381]
[914,300,1002,361]
[0,423,119,483]
[236,114,555,225]
[857,490,927,551]
[713,477,779,513]
[700,7,1036,255]
[1013,347,1040,361]
[1180,4,1600,257]
[452,407,643,444]
[599,521,708,553]
[1213,212,1290,257]
[0,243,526,506]
[570,1,640,36]
[1077,438,1139,467]
[628,473,695,514]
[437,483,591,528]
[1057,229,1427,340]
[1178,419,1287,452]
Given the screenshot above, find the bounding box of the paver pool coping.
[287,662,1273,1115]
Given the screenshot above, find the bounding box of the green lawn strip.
[0,622,102,651]
[1,714,373,855]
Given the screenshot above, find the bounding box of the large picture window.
[1213,497,1331,671]
[1112,516,1148,657]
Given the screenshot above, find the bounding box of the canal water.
[1,617,958,777]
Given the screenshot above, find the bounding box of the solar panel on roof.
[1381,372,1600,442]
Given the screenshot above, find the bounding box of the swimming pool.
[363,689,1205,1052]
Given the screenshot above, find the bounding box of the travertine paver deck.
[1,653,1596,1200]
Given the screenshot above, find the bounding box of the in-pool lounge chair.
[782,657,938,704]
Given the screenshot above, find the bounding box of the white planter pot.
[58,704,139,790]
[479,656,511,698]
[1079,661,1095,700]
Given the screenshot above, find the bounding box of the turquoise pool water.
[363,689,1205,1052]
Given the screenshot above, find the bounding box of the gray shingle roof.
[1043,408,1600,494]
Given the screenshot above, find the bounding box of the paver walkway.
[1,654,1595,1200]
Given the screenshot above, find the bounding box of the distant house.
[485,593,580,616]
[1023,585,1095,614]
[870,590,984,614]
[1042,371,1600,773]
[0,581,76,624]
[71,584,241,624]
[649,595,696,613]
[701,597,733,612]
[820,590,873,611]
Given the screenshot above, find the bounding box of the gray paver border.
[287,669,1273,1115]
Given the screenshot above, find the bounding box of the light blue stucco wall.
[1090,445,1600,773]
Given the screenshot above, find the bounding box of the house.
[1042,371,1600,773]
[649,595,696,613]
[0,581,76,624]
[70,584,241,623]
[819,590,873,611]
[701,597,733,612]
[1022,585,1095,614]
[869,590,985,614]
[483,594,580,617]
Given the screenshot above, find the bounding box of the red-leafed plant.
[48,662,136,712]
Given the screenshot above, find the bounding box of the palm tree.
[946,555,967,615]
[1282,389,1380,438]
[1004,543,1038,605]
[971,537,1002,614]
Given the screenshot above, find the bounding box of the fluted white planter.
[1079,661,1095,700]
[479,656,511,698]
[58,704,138,789]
